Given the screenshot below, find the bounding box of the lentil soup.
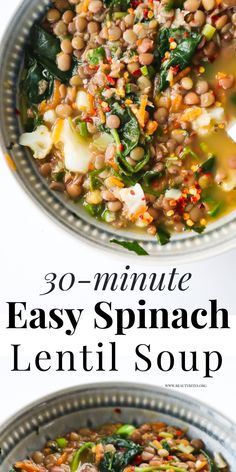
[10,422,229,472]
[19,0,236,245]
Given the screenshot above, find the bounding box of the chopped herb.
[110,239,148,255]
[87,47,106,65]
[207,201,224,217]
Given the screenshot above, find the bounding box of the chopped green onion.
[78,121,89,137]
[135,466,186,472]
[102,209,116,222]
[125,84,132,94]
[176,443,194,454]
[71,442,94,472]
[112,11,127,19]
[202,24,216,41]
[117,424,136,436]
[56,437,68,449]
[141,65,149,76]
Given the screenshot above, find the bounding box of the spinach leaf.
[110,240,148,255]
[195,155,216,175]
[192,225,205,234]
[24,56,54,104]
[104,0,131,12]
[110,103,140,156]
[30,24,61,63]
[200,450,219,472]
[27,24,80,83]
[157,30,201,91]
[156,226,171,245]
[142,170,164,185]
[83,201,105,217]
[165,0,184,11]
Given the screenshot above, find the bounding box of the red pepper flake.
[133,68,141,77]
[167,456,175,460]
[134,456,143,466]
[170,64,180,75]
[118,143,123,152]
[131,0,141,7]
[143,8,149,18]
[130,189,135,195]
[175,430,183,436]
[183,31,189,38]
[169,37,175,43]
[107,75,116,85]
[84,117,93,123]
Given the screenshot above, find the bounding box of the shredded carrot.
[171,94,183,113]
[52,118,64,144]
[38,80,61,114]
[180,107,202,122]
[88,162,95,171]
[130,206,148,221]
[14,462,44,472]
[5,153,16,171]
[173,66,191,84]
[132,95,148,128]
[56,452,67,465]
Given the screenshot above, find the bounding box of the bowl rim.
[1,381,236,436]
[1,0,236,262]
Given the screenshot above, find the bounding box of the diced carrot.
[88,93,95,114]
[180,107,202,122]
[146,120,158,135]
[173,66,191,84]
[171,94,183,113]
[139,94,148,128]
[38,80,61,114]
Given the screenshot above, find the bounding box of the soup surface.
[10,421,229,472]
[19,0,236,245]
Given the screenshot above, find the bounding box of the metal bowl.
[0,382,236,470]
[1,0,236,261]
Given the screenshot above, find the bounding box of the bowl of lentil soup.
[0,383,235,472]
[2,0,236,258]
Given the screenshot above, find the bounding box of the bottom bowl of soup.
[0,383,235,472]
[2,0,236,259]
